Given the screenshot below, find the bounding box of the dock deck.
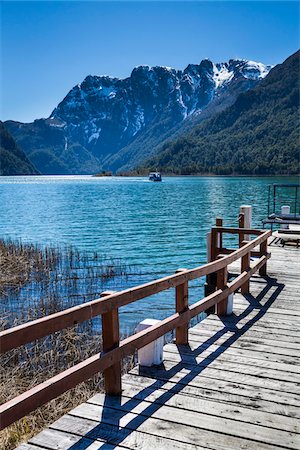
[17,242,300,450]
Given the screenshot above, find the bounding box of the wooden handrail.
[0,253,270,429]
[0,229,271,354]
[0,225,271,430]
[213,226,263,235]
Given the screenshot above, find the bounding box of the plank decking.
[17,242,300,450]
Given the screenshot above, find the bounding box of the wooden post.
[205,231,217,314]
[216,266,228,316]
[241,242,250,294]
[175,269,188,345]
[211,227,218,261]
[238,212,245,248]
[101,291,122,396]
[206,231,212,263]
[216,217,223,251]
[259,239,268,276]
[240,205,252,241]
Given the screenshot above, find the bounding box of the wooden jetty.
[1,219,300,449]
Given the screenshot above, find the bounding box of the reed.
[0,239,135,449]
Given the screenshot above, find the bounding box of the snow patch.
[98,86,117,97]
[213,64,234,88]
[88,131,101,143]
[132,106,145,136]
[243,61,271,79]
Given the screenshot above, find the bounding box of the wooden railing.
[0,224,271,430]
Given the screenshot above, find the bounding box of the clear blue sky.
[1,1,299,123]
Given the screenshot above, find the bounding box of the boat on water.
[149,171,162,182]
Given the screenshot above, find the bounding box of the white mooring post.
[136,319,164,367]
[240,205,252,240]
[281,205,290,229]
[227,293,234,315]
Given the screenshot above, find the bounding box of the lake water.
[0,175,298,333]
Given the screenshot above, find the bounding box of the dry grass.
[0,239,135,450]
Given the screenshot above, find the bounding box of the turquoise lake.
[0,175,298,334]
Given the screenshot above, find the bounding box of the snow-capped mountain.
[6,58,271,174]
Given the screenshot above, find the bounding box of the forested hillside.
[0,122,39,176]
[140,51,299,175]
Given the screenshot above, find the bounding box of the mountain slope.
[0,122,39,175]
[5,58,270,174]
[5,119,102,175]
[140,50,299,175]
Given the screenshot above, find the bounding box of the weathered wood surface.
[16,242,300,449]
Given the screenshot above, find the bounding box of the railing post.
[240,205,252,241]
[259,239,268,276]
[216,217,223,251]
[205,233,216,314]
[175,269,189,345]
[238,212,245,247]
[211,226,218,261]
[206,231,212,263]
[101,290,122,396]
[241,242,250,294]
[216,266,228,316]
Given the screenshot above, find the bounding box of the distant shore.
[94,173,299,178]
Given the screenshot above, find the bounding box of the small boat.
[149,171,162,182]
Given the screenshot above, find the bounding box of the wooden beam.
[259,240,268,276]
[175,269,189,345]
[211,227,218,261]
[216,217,223,251]
[101,291,122,396]
[0,254,269,430]
[0,230,271,354]
[238,213,245,247]
[241,241,250,294]
[216,267,228,316]
[213,227,263,236]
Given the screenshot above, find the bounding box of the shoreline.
[2,173,298,178]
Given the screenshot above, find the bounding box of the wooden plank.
[89,384,300,433]
[188,325,300,351]
[29,427,126,450]
[50,412,293,450]
[130,359,300,395]
[163,343,300,374]
[126,368,300,409]
[162,349,300,384]
[204,312,300,331]
[188,329,300,357]
[68,398,299,449]
[122,373,300,418]
[232,298,300,312]
[48,413,210,450]
[232,305,300,317]
[169,334,300,366]
[195,322,300,345]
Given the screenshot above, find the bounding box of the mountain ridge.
[5,57,271,174]
[139,50,299,176]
